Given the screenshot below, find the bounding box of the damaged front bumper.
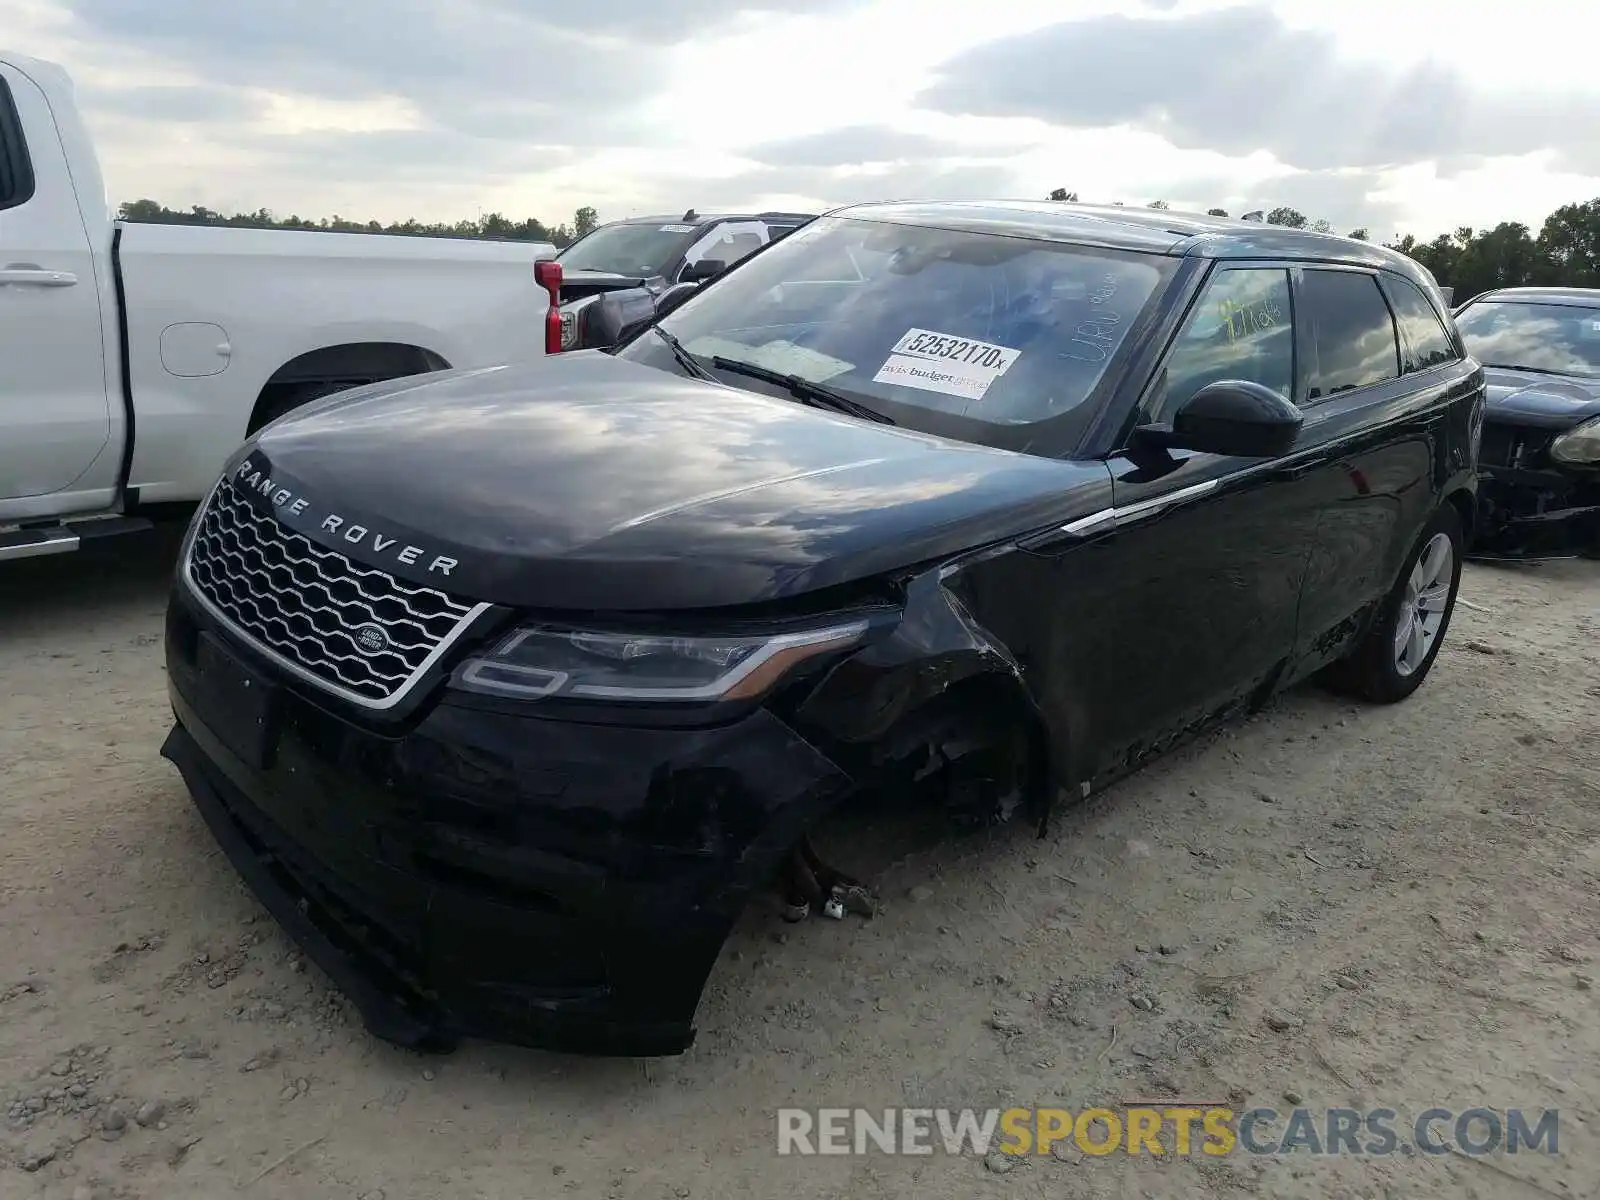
[161,592,853,1057]
[1471,423,1600,559]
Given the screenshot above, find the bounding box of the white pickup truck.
[0,51,555,562]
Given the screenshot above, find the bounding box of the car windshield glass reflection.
[621,216,1173,437]
[1456,301,1600,378]
[558,223,692,276]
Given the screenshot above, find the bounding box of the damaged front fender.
[787,561,1064,833]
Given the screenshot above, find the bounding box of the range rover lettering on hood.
[233,460,459,577]
[236,352,1107,610]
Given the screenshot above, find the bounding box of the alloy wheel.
[1393,532,1454,677]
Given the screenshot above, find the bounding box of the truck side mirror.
[682,259,726,284]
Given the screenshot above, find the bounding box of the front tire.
[1329,504,1464,704]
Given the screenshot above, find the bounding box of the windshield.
[613,214,1175,452]
[1455,300,1600,378]
[557,221,695,277]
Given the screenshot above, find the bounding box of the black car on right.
[1453,286,1600,558]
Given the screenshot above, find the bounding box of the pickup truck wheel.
[249,380,364,434]
[1325,504,1464,704]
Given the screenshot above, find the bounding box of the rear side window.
[1301,269,1400,398]
[1384,275,1458,373]
[1148,267,1295,420]
[0,75,37,211]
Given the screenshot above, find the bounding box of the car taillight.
[534,259,563,354]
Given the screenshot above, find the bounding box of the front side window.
[1302,269,1400,398]
[614,215,1177,451]
[1454,300,1600,378]
[1385,276,1458,374]
[1147,267,1294,421]
[683,221,770,273]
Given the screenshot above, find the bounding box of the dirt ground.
[2,526,1598,1200]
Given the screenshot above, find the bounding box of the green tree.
[1047,188,1079,202]
[1207,208,1229,217]
[1148,200,1169,210]
[116,198,570,245]
[1452,222,1543,302]
[573,206,599,238]
[1536,199,1600,286]
[1266,207,1307,229]
[1311,218,1333,234]
[1347,228,1370,241]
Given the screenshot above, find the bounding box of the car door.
[1285,267,1454,676]
[0,64,112,502]
[1069,263,1324,778]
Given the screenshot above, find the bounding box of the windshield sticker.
[874,355,1000,401]
[891,328,1022,374]
[659,224,696,233]
[682,335,854,381]
[875,328,1021,399]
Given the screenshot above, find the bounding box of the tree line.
[1049,188,1600,302]
[120,191,1600,304]
[117,199,600,247]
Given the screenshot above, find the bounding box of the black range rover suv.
[162,201,1484,1057]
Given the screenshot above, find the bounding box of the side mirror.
[682,258,726,283]
[653,282,700,322]
[575,287,658,351]
[1134,380,1303,458]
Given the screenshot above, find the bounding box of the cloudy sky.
[9,0,1600,240]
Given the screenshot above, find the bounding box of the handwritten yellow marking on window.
[1219,296,1285,344]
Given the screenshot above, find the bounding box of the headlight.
[1550,416,1600,466]
[451,621,870,703]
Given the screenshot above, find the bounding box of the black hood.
[559,269,656,304]
[238,352,1103,611]
[1483,366,1600,430]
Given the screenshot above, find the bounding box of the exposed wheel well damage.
[744,669,1052,921]
[859,672,1052,829]
[248,342,450,433]
[788,570,1064,842]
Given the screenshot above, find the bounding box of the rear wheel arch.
[1324,501,1464,702]
[1444,485,1476,547]
[247,341,450,433]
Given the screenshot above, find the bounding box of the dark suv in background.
[549,210,815,351]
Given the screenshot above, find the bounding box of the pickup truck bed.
[1,49,554,560]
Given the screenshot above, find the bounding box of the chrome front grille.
[186,477,479,705]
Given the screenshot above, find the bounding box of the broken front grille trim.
[182,476,492,711]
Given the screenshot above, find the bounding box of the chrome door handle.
[0,267,78,287]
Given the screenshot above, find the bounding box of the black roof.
[1466,286,1600,309]
[827,200,1442,295]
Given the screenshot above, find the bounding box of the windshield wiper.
[709,356,896,425]
[1481,361,1587,377]
[651,327,717,381]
